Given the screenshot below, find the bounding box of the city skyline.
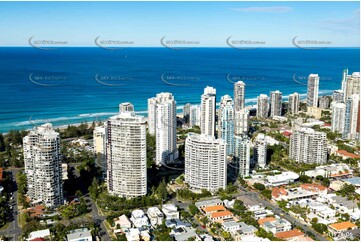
[0,1,359,241]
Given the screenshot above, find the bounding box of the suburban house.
[258,217,292,234]
[162,203,179,219]
[147,207,164,227]
[328,221,358,240]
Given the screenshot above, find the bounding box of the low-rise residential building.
[328,222,358,240]
[304,164,353,179]
[236,195,274,219]
[26,229,51,241]
[335,150,360,160]
[164,218,191,228]
[222,220,240,232]
[300,183,328,194]
[130,210,150,228]
[125,228,140,241]
[201,204,235,223]
[198,234,214,241]
[265,172,299,187]
[162,203,179,219]
[238,222,257,236]
[114,214,132,233]
[66,228,92,241]
[275,229,310,241]
[140,230,151,241]
[195,199,223,210]
[240,235,271,241]
[171,227,197,241]
[147,207,164,227]
[272,184,327,201]
[329,180,346,192]
[209,210,234,222]
[258,217,292,234]
[329,195,360,217]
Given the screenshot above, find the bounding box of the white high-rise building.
[148,93,178,165]
[288,92,300,114]
[155,93,178,165]
[147,97,157,135]
[234,135,250,177]
[185,133,227,193]
[254,134,267,169]
[270,90,282,117]
[332,90,344,103]
[218,95,235,155]
[234,109,249,135]
[201,86,216,137]
[318,96,330,109]
[342,70,360,102]
[183,103,191,123]
[93,126,106,175]
[307,74,319,107]
[189,105,201,128]
[106,111,147,197]
[257,94,269,119]
[23,123,63,208]
[119,102,134,113]
[343,94,360,140]
[331,103,346,133]
[289,128,327,164]
[234,81,245,111]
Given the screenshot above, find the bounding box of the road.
[0,169,21,241]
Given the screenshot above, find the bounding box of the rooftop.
[66,228,92,241]
[202,205,226,213]
[272,187,287,198]
[258,217,276,225]
[300,183,327,192]
[329,221,357,231]
[275,229,304,239]
[336,150,359,159]
[210,210,233,219]
[343,177,360,187]
[195,199,223,208]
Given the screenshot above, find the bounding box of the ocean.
[0,47,359,133]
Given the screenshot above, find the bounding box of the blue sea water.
[0,47,359,133]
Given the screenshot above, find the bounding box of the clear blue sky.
[0,1,359,47]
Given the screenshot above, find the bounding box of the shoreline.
[0,96,319,134]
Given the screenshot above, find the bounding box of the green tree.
[0,133,5,152]
[146,132,156,168]
[253,183,266,191]
[299,175,312,184]
[261,189,272,200]
[156,179,168,200]
[188,204,199,216]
